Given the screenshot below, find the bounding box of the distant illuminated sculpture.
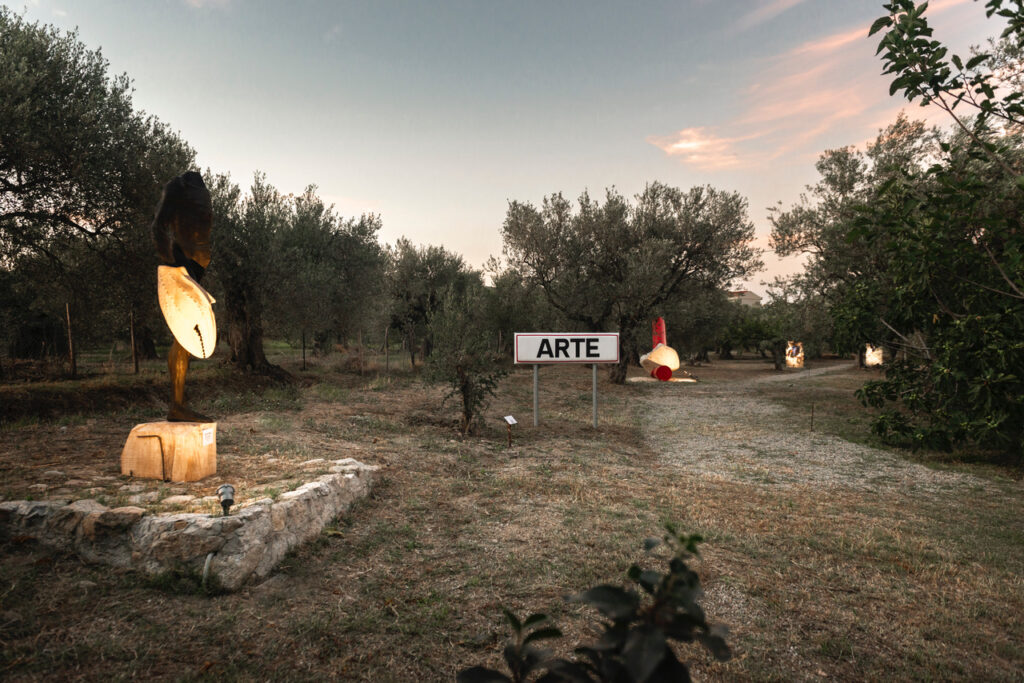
[152,171,216,422]
[640,317,682,381]
[865,344,884,367]
[785,341,804,368]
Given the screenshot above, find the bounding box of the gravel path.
[641,364,996,495]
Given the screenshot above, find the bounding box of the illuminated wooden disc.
[157,265,217,359]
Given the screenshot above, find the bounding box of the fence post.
[130,308,139,374]
[65,302,76,378]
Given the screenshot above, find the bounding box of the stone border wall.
[0,459,377,591]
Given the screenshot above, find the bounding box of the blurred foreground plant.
[458,524,730,683]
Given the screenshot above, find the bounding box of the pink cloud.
[651,20,886,168]
[787,26,867,56]
[736,0,810,32]
[646,128,766,170]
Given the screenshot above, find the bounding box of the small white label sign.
[202,428,214,446]
[504,415,517,425]
[514,333,619,364]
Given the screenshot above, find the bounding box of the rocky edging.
[0,458,377,591]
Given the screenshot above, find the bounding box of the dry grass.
[1,353,1022,681]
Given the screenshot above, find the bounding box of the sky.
[8,0,1006,295]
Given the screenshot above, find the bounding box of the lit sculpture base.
[121,422,217,482]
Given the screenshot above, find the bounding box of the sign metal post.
[533,364,539,427]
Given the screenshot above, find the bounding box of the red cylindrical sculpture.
[653,365,673,381]
[652,317,667,348]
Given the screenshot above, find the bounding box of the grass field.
[1,351,1021,681]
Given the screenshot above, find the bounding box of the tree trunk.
[137,325,159,360]
[224,287,289,379]
[608,356,629,384]
[771,338,787,371]
[65,302,76,378]
[130,308,139,374]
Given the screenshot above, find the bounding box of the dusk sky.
[10,0,1005,294]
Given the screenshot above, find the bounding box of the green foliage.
[459,526,730,683]
[850,137,1024,454]
[872,1,1024,141]
[206,174,385,375]
[388,238,481,366]
[502,183,761,383]
[268,187,386,350]
[842,1,1024,456]
[481,257,567,356]
[425,287,508,435]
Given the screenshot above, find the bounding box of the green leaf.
[965,53,989,69]
[523,613,549,628]
[572,585,640,620]
[869,15,894,36]
[637,570,663,594]
[538,660,592,683]
[523,627,564,645]
[502,608,522,632]
[457,666,513,683]
[622,625,667,683]
[1016,175,1024,191]
[700,629,733,661]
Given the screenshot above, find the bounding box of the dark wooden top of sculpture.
[152,170,212,281]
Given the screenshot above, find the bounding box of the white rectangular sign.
[514,333,619,364]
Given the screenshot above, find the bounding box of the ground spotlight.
[217,484,235,516]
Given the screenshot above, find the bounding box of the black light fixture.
[217,484,235,515]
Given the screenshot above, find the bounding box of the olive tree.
[502,183,761,383]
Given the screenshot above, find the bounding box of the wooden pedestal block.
[121,422,217,482]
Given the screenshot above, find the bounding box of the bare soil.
[1,353,1021,681]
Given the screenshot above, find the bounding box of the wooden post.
[384,326,390,374]
[358,329,364,375]
[129,308,139,374]
[592,363,598,428]
[65,302,76,378]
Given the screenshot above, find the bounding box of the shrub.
[425,287,507,435]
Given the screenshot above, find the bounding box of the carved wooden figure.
[151,171,214,422]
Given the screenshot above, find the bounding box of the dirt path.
[642,363,993,494]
